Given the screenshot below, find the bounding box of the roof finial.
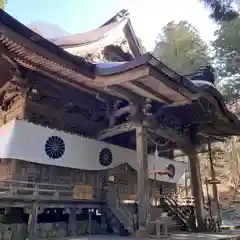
[101,9,129,27]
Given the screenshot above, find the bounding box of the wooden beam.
[126,81,172,104]
[106,85,141,103]
[94,65,150,86]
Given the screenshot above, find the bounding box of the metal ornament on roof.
[45,136,65,159]
[186,65,215,85]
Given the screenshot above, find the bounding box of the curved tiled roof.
[51,21,123,47]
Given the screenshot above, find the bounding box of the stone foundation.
[0,220,102,240]
[0,224,27,240]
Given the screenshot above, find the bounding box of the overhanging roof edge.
[0,9,94,78]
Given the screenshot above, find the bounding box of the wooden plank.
[94,65,149,86]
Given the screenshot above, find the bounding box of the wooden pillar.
[67,207,77,237]
[88,209,93,236]
[188,151,205,231]
[10,159,17,180]
[184,168,188,197]
[136,126,149,236]
[207,142,221,223]
[10,159,18,194]
[27,202,38,240]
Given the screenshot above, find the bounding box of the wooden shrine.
[0,9,239,237]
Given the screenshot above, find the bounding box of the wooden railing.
[175,196,195,206]
[0,180,103,201]
[0,179,182,204]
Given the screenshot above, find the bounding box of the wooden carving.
[0,78,22,111]
[22,71,109,136]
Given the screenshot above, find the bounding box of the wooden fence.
[0,180,101,201]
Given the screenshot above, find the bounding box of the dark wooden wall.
[0,159,176,200]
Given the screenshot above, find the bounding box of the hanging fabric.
[154,145,158,161]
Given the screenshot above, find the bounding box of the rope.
[147,134,171,147]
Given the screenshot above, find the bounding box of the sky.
[5,0,217,51]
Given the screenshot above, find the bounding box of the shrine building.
[0,9,239,239]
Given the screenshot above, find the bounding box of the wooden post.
[207,142,221,224]
[27,202,38,240]
[184,168,188,197]
[136,126,149,236]
[88,209,92,236]
[10,159,17,181]
[10,159,17,194]
[205,178,213,218]
[188,151,205,231]
[67,207,77,237]
[156,219,161,238]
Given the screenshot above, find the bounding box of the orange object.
[150,169,170,175]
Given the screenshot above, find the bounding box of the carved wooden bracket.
[96,93,116,128]
[144,111,195,156]
[97,121,137,140]
[0,67,35,112]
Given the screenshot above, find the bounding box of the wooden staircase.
[103,189,135,235]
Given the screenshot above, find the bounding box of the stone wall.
[0,220,103,240]
[0,223,27,240]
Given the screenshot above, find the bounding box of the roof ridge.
[100,9,129,27]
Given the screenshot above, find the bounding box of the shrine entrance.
[95,63,240,235]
